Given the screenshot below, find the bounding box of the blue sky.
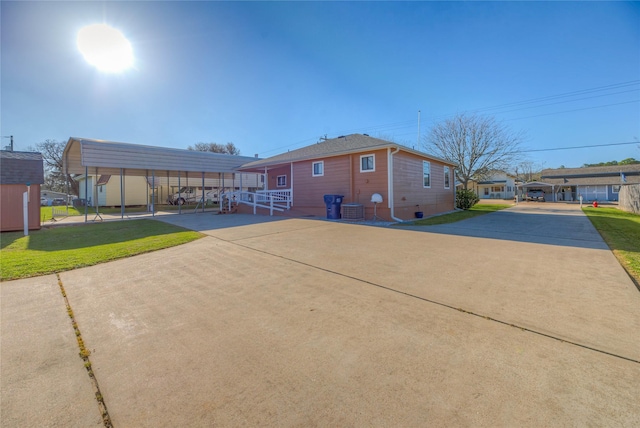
[1,1,638,169]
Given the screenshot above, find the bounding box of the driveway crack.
[56,273,113,427]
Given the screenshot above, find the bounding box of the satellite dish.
[371,193,383,203]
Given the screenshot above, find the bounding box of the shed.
[0,151,45,232]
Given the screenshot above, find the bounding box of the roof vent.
[338,135,345,138]
[363,134,369,136]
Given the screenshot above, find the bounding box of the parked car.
[40,197,50,206]
[525,189,545,202]
[52,198,66,206]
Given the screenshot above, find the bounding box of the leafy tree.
[30,139,79,195]
[424,113,524,189]
[583,158,639,167]
[188,142,240,155]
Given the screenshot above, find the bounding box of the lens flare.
[77,24,134,73]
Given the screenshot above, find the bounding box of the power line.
[517,141,639,154]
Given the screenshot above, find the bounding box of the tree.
[188,142,240,155]
[424,113,524,189]
[583,158,639,167]
[30,139,79,195]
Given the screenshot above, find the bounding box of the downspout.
[387,147,403,222]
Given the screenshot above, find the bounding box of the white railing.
[220,189,292,216]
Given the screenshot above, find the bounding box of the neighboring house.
[0,150,44,232]
[237,134,456,221]
[75,173,263,207]
[75,174,150,206]
[540,164,640,202]
[467,171,518,200]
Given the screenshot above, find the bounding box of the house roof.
[0,150,45,185]
[237,134,455,170]
[541,164,640,186]
[63,137,260,178]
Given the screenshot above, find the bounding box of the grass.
[40,204,220,222]
[1,219,204,281]
[582,206,640,285]
[396,204,513,226]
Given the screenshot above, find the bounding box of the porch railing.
[220,189,292,215]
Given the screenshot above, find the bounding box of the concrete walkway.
[2,204,639,426]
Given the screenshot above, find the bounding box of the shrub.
[456,189,479,210]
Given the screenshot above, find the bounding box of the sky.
[1,1,639,170]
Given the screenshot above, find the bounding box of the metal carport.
[517,181,557,202]
[62,137,260,222]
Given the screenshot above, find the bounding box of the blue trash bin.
[323,194,344,219]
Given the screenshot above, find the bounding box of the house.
[540,164,640,202]
[75,174,151,207]
[0,150,44,232]
[467,171,518,200]
[237,134,456,221]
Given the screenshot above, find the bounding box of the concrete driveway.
[2,203,639,426]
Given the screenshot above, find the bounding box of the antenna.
[417,110,421,148]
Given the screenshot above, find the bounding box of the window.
[423,161,431,188]
[360,154,375,172]
[484,188,489,196]
[277,175,287,187]
[444,166,450,189]
[312,161,324,177]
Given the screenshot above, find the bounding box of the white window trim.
[360,154,375,172]
[423,161,431,188]
[312,161,324,177]
[276,175,287,187]
[444,166,450,189]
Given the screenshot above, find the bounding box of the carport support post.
[152,170,155,217]
[120,168,125,219]
[202,172,205,213]
[178,172,181,215]
[84,166,88,223]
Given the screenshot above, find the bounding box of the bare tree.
[188,142,240,155]
[424,113,524,189]
[30,139,79,195]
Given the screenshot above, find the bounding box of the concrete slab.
[3,204,639,426]
[60,237,640,426]
[1,276,103,426]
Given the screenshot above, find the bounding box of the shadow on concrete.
[401,207,611,250]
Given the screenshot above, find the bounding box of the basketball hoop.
[371,193,383,221]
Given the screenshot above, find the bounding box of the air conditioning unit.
[342,203,364,221]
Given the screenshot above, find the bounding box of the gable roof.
[541,164,640,186]
[0,151,45,185]
[238,134,454,170]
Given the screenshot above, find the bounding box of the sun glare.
[77,23,134,73]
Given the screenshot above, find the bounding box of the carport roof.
[63,137,260,178]
[517,181,555,188]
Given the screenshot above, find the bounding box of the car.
[52,198,66,206]
[525,189,545,202]
[40,197,50,206]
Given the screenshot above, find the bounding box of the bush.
[456,189,479,210]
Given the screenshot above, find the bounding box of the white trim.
[423,161,431,188]
[360,154,375,172]
[444,166,450,189]
[312,160,324,177]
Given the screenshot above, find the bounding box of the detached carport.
[62,137,260,222]
[517,181,557,202]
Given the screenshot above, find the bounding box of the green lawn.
[582,206,640,284]
[396,204,513,226]
[1,219,204,281]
